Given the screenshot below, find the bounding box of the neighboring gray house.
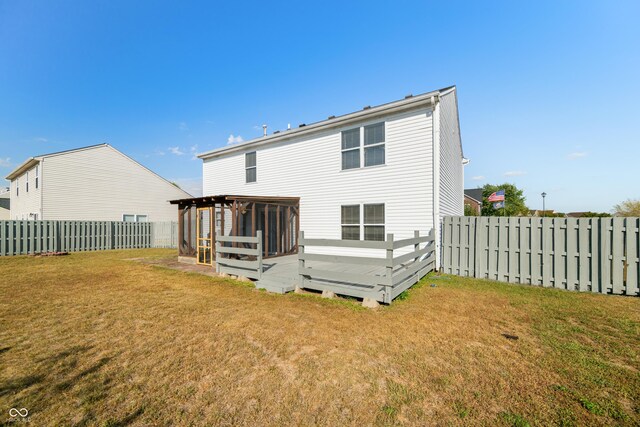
[0,187,9,220]
[5,144,192,221]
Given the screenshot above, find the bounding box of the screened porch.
[170,195,300,266]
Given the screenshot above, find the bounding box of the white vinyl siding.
[438,89,464,219]
[9,164,42,220]
[39,145,191,221]
[203,108,434,257]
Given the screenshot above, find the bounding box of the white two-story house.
[178,86,464,267]
[6,144,192,221]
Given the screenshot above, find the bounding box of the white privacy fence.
[442,216,639,296]
[0,220,178,256]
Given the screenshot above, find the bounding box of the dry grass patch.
[0,249,638,426]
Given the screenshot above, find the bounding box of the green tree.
[481,183,529,217]
[581,211,611,218]
[464,204,479,216]
[613,199,640,217]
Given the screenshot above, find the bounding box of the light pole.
[541,192,547,217]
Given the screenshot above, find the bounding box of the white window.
[341,122,385,170]
[123,214,147,222]
[341,205,360,240]
[341,129,360,170]
[15,178,19,196]
[35,165,39,189]
[26,171,29,193]
[245,152,256,183]
[341,203,385,241]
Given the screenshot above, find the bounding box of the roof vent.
[328,115,336,119]
[405,94,413,99]
[273,130,280,134]
[262,124,267,137]
[363,105,371,110]
[299,123,306,127]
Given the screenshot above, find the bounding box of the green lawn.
[0,249,638,426]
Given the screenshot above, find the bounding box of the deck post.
[256,230,263,279]
[386,233,394,303]
[264,204,269,258]
[298,230,305,288]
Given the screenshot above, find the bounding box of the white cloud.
[504,170,527,177]
[171,178,203,197]
[227,134,244,145]
[471,175,485,181]
[0,157,11,168]
[190,144,199,160]
[567,151,588,159]
[179,122,189,131]
[168,146,185,156]
[34,137,48,142]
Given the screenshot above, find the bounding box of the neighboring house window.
[341,122,385,170]
[340,203,385,241]
[16,178,19,196]
[341,205,360,240]
[123,214,147,222]
[26,172,29,193]
[341,128,360,170]
[35,165,39,189]
[364,123,385,167]
[245,152,256,183]
[364,203,385,241]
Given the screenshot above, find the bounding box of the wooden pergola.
[170,195,300,264]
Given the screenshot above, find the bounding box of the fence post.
[256,231,263,279]
[414,230,420,262]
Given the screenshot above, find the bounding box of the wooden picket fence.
[442,216,639,296]
[0,220,178,256]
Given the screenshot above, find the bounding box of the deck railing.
[298,229,436,303]
[215,232,263,280]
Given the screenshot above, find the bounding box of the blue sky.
[0,1,638,212]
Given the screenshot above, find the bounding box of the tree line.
[465,183,640,217]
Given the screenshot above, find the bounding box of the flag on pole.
[488,190,505,202]
[493,201,505,209]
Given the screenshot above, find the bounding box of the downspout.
[431,95,441,270]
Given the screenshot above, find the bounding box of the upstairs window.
[341,128,360,170]
[16,178,19,196]
[35,165,39,189]
[364,123,385,167]
[26,171,29,193]
[245,152,256,183]
[341,205,360,240]
[341,122,385,170]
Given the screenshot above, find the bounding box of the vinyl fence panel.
[442,216,639,296]
[0,220,178,256]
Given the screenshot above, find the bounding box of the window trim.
[341,204,361,240]
[363,203,386,241]
[245,151,257,183]
[340,203,386,241]
[340,122,386,171]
